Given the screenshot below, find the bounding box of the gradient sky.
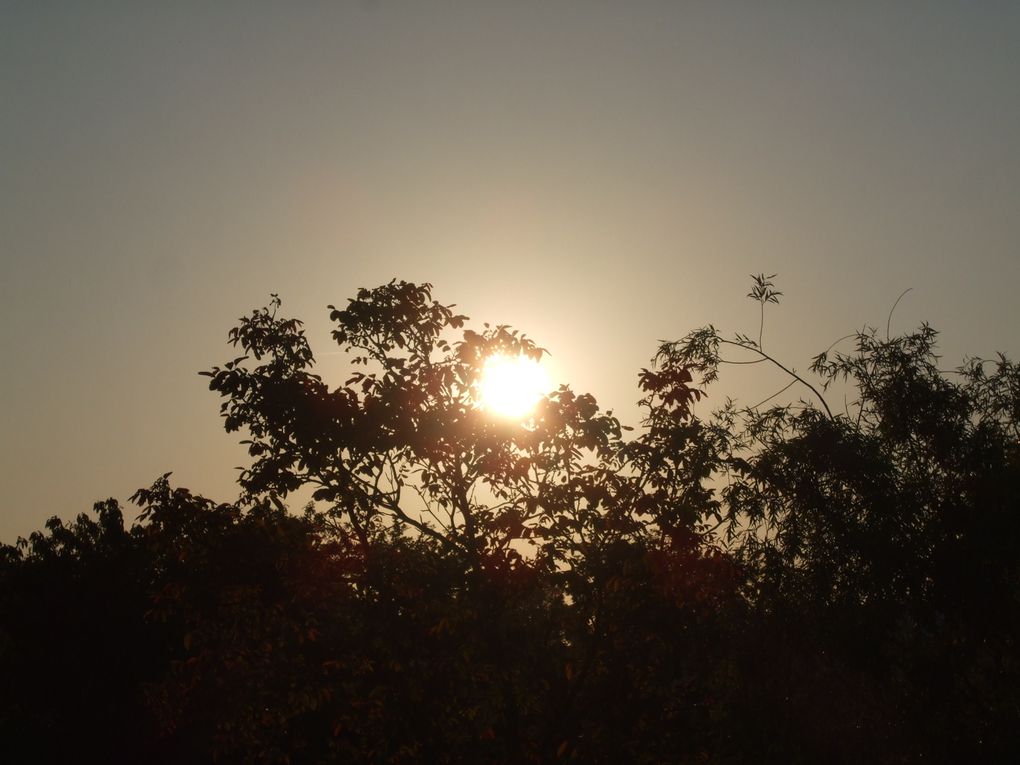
[3,2,1019,541]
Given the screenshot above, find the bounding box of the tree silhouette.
[659,283,1020,761]
[1,277,1018,763]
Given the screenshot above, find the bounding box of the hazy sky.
[3,2,1019,541]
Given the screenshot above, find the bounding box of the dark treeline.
[2,279,1018,763]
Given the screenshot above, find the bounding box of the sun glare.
[479,354,550,419]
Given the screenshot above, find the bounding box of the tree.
[196,280,735,762]
[659,275,1020,761]
[2,276,1018,763]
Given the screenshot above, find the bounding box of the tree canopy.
[2,277,1018,763]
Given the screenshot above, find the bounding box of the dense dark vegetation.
[2,278,1018,763]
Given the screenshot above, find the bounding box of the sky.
[2,1,1019,541]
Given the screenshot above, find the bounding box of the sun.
[478,353,550,419]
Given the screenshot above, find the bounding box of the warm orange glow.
[479,354,550,418]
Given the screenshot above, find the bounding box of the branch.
[719,339,835,421]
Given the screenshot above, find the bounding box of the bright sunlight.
[478,354,550,419]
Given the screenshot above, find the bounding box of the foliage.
[2,277,1018,763]
[657,281,1020,760]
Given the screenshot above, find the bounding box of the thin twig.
[886,288,913,340]
[748,379,797,411]
[720,339,836,421]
